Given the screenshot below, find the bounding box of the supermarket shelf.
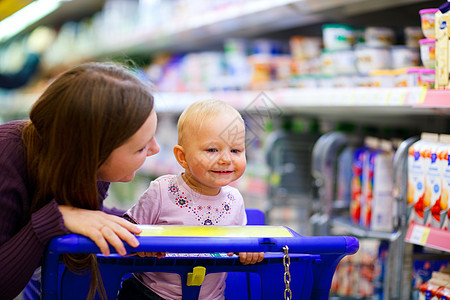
[2,87,449,120]
[153,87,449,114]
[330,217,401,241]
[26,0,439,65]
[97,0,429,56]
[38,0,325,65]
[94,0,323,57]
[405,222,450,253]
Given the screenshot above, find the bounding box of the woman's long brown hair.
[22,62,155,299]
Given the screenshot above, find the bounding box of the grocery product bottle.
[361,137,379,229]
[350,144,368,226]
[407,133,439,225]
[424,134,442,227]
[435,3,450,88]
[370,140,395,232]
[438,134,450,230]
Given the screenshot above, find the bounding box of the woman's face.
[97,109,159,182]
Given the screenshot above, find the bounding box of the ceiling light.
[0,0,63,43]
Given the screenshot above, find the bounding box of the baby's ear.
[173,145,188,168]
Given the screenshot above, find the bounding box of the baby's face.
[182,112,246,195]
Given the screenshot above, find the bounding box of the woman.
[0,62,160,299]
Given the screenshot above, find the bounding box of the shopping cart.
[41,210,358,300]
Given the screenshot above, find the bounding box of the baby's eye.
[231,149,240,153]
[206,148,218,153]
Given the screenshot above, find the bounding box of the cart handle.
[47,226,359,255]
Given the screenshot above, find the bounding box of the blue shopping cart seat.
[56,252,319,300]
[225,207,265,299]
[243,208,265,225]
[42,209,359,299]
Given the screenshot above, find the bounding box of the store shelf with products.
[2,86,449,127]
[1,1,447,120]
[109,87,450,137]
[0,87,450,124]
[2,1,450,299]
[1,0,439,64]
[0,0,444,86]
[308,124,449,300]
[91,0,323,58]
[86,0,440,58]
[154,86,449,113]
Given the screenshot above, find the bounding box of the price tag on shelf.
[405,87,419,105]
[365,89,378,105]
[352,88,368,106]
[388,88,406,105]
[417,86,428,104]
[409,224,431,245]
[377,89,391,105]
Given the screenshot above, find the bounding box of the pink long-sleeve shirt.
[125,173,247,300]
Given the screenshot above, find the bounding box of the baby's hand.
[137,252,166,259]
[228,252,264,265]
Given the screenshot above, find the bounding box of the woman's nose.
[148,139,160,156]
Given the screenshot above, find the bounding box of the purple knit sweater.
[0,120,119,299]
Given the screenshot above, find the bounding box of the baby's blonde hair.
[177,99,243,146]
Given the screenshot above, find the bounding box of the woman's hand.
[228,252,264,265]
[59,205,142,256]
